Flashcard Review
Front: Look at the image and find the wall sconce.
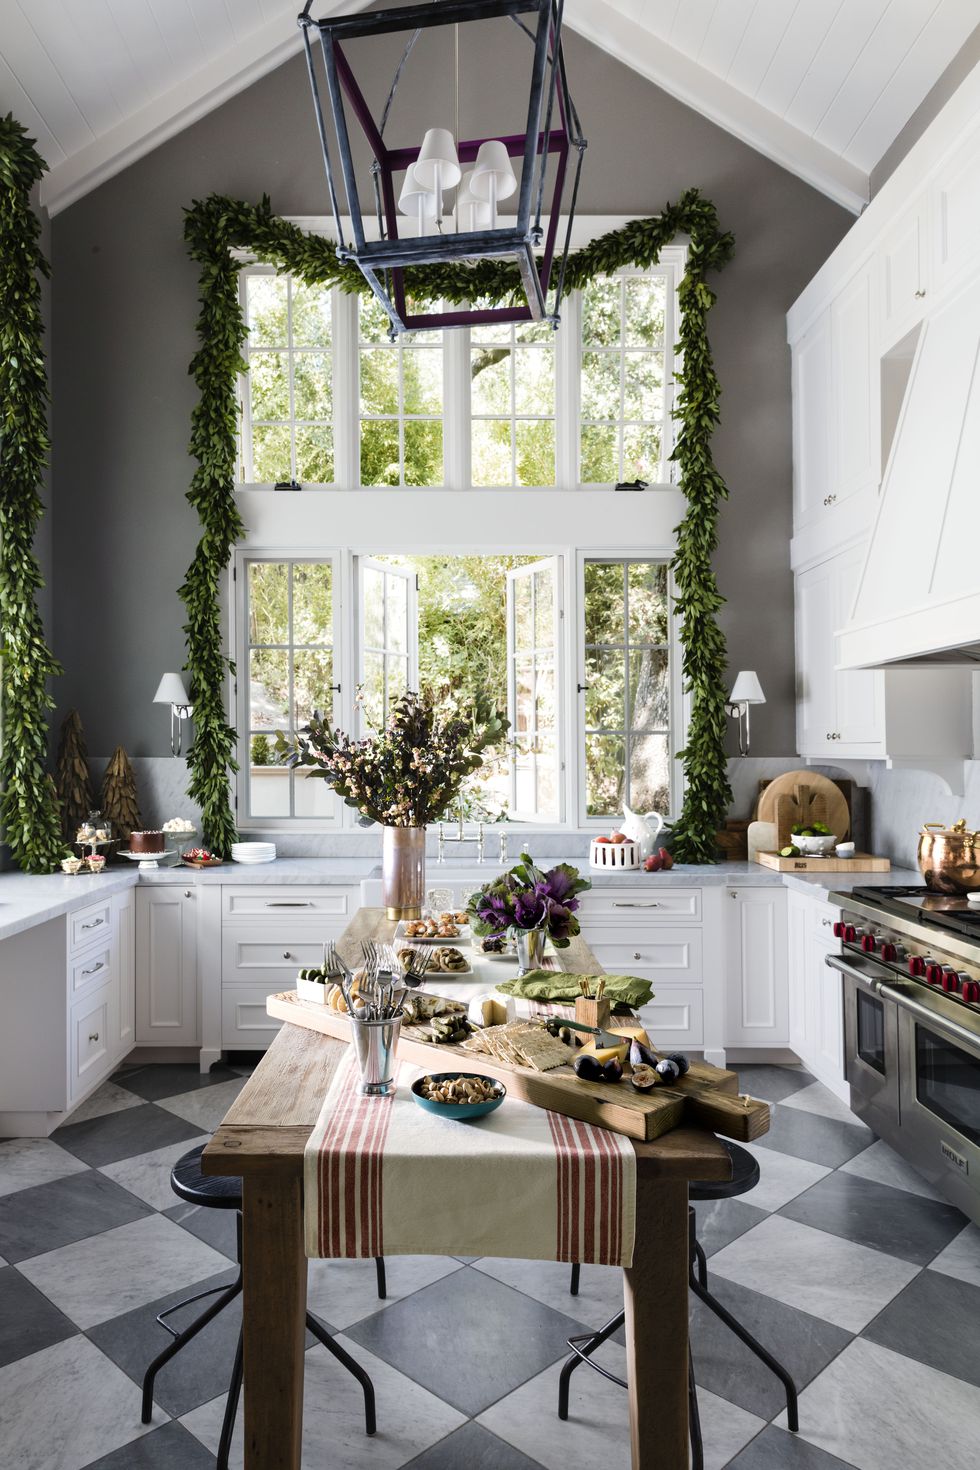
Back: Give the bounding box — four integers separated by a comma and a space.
726, 671, 765, 757
153, 673, 193, 757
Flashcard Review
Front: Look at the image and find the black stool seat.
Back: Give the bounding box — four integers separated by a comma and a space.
171, 1145, 243, 1209
689, 1139, 760, 1201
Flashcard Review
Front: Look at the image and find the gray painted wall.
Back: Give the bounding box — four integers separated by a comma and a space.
49, 25, 849, 760
870, 22, 980, 196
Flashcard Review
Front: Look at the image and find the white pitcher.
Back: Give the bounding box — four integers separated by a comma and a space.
622, 805, 664, 860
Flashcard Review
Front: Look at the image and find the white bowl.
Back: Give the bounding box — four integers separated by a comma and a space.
794, 834, 837, 855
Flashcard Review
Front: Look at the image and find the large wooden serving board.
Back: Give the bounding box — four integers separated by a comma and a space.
266, 991, 770, 1145
755, 850, 890, 872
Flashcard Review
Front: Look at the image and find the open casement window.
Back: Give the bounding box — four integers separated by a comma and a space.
506, 558, 562, 823
581, 559, 672, 823
242, 557, 339, 822
357, 558, 418, 732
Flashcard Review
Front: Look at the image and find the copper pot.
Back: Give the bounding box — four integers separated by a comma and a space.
917, 819, 980, 894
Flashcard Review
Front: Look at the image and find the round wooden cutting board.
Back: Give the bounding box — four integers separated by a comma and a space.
756, 770, 850, 839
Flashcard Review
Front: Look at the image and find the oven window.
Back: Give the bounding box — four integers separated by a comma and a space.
856, 991, 886, 1075
916, 1025, 980, 1147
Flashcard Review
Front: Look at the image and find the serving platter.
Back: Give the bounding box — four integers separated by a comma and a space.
266, 990, 770, 1144
394, 918, 468, 943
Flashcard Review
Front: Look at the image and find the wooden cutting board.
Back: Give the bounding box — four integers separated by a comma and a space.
266, 991, 770, 1145
755, 850, 890, 872
757, 770, 850, 845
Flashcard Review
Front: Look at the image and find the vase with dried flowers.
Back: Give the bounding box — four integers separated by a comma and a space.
282, 689, 508, 918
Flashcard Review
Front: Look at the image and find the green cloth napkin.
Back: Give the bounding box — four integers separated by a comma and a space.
496, 971, 653, 1009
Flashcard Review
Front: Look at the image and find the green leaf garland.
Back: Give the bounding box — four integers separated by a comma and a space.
0, 116, 63, 873
183, 186, 735, 859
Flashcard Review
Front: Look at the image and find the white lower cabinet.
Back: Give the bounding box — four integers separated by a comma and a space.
136, 887, 199, 1046
724, 888, 789, 1048
787, 890, 847, 1099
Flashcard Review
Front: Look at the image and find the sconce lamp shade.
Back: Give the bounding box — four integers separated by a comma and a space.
469, 139, 518, 201
153, 672, 191, 707
729, 671, 765, 705
398, 166, 438, 217
454, 171, 492, 230
413, 128, 461, 191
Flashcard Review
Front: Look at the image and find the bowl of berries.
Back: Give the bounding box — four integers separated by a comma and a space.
181, 847, 223, 868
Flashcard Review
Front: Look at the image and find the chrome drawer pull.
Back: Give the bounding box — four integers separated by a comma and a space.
613, 902, 661, 908
81, 918, 104, 929
266, 901, 314, 907
88, 1032, 100, 1043
633, 952, 642, 960
81, 962, 104, 977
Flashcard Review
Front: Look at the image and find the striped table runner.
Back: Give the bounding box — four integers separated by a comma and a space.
304, 1049, 636, 1267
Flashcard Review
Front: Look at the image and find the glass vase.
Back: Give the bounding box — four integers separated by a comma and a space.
382, 825, 426, 920
515, 926, 547, 977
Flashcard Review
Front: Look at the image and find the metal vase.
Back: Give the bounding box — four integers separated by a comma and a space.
382, 825, 426, 920
515, 926, 547, 977
348, 1011, 402, 1097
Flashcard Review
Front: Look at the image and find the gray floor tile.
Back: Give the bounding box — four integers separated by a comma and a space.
52, 1103, 204, 1168
345, 1265, 583, 1416
0, 1266, 77, 1367
928, 1221, 980, 1288
83, 1420, 218, 1468
113, 1062, 242, 1102
307, 1253, 463, 1331
694, 1196, 770, 1257
738, 1143, 832, 1212
689, 1273, 851, 1421
0, 1168, 152, 1263
164, 1201, 240, 1261
778, 1082, 866, 1128
65, 1080, 145, 1125
778, 1336, 980, 1470
736, 1064, 815, 1104
753, 1105, 874, 1169
155, 1077, 248, 1133
779, 1170, 967, 1265
862, 1268, 980, 1388
0, 1335, 159, 1469
839, 1137, 946, 1202
0, 1136, 89, 1198
89, 1268, 242, 1418
727, 1423, 857, 1469
471, 1256, 622, 1331
402, 1420, 544, 1470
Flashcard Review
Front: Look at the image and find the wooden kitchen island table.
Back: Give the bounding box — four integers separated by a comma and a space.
204, 909, 739, 1470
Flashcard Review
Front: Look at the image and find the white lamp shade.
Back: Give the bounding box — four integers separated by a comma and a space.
398, 165, 438, 217
729, 670, 765, 705
453, 171, 493, 230
413, 128, 461, 191
470, 139, 518, 202
154, 672, 191, 707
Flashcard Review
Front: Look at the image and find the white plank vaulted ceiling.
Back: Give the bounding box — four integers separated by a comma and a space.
0, 0, 977, 213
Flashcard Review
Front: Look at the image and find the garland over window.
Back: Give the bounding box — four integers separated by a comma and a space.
184, 188, 734, 860
0, 116, 62, 873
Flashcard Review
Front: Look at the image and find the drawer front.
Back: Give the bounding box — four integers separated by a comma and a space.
70, 944, 113, 1001
637, 988, 704, 1049
221, 984, 286, 1048
69, 899, 113, 955
578, 889, 701, 923
221, 931, 336, 987
585, 928, 703, 985
222, 886, 359, 921
809, 898, 841, 943
70, 982, 113, 1101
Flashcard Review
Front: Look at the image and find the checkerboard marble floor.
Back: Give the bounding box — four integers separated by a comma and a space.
2, 1059, 979, 1469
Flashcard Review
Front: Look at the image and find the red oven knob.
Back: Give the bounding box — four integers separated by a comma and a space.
843, 924, 857, 943
941, 970, 961, 993
925, 962, 943, 984
861, 934, 877, 953
880, 942, 898, 962
961, 980, 980, 1004
908, 955, 926, 976
833, 921, 846, 938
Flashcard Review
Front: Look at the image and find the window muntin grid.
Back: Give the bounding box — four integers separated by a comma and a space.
471, 314, 556, 487
241, 272, 334, 485
579, 272, 669, 486
359, 295, 444, 487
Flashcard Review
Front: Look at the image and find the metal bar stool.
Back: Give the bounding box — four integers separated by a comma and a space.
558, 1141, 799, 1470
142, 1145, 379, 1467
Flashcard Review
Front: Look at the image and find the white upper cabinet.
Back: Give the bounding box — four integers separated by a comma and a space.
878, 195, 929, 352
796, 546, 883, 759
932, 135, 980, 297
792, 309, 834, 530
832, 263, 878, 500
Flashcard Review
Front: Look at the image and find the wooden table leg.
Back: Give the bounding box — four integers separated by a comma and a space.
623, 1178, 690, 1470
242, 1173, 308, 1470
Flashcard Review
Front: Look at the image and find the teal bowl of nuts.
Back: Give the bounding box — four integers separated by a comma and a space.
411, 1072, 506, 1120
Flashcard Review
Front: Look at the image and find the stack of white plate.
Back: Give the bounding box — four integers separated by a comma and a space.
231, 841, 277, 865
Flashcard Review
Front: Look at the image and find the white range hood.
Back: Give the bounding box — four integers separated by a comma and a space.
837, 274, 980, 670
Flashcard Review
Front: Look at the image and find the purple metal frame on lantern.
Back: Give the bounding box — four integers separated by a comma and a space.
298, 0, 586, 334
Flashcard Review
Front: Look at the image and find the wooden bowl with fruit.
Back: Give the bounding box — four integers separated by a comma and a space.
181, 847, 223, 868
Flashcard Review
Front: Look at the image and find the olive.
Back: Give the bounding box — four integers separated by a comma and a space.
667, 1052, 690, 1076
656, 1058, 680, 1083
630, 1064, 659, 1091
559, 1027, 573, 1046
630, 1039, 658, 1070
603, 1057, 624, 1083
545, 1018, 562, 1037
573, 1054, 605, 1082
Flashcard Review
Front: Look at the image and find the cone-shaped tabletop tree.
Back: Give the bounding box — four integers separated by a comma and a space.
55, 709, 94, 843
100, 746, 141, 847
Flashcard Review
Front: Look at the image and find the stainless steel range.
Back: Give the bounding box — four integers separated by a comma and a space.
828, 885, 980, 1226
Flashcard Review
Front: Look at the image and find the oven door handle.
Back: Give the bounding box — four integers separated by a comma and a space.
882, 979, 980, 1053
824, 952, 889, 993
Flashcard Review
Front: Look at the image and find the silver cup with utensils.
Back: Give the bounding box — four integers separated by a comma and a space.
348, 1009, 402, 1096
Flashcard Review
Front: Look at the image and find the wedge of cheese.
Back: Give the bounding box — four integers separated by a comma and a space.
607, 1023, 651, 1049
576, 1038, 630, 1066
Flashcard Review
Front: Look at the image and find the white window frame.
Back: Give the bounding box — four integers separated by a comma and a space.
506, 556, 565, 823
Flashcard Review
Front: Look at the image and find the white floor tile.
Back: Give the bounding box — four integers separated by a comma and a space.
180, 1335, 466, 1468
306, 1254, 464, 1330
779, 1082, 868, 1128
929, 1222, 980, 1289
840, 1137, 946, 1202
0, 1335, 159, 1469
17, 1213, 231, 1329
0, 1138, 89, 1199
155, 1077, 248, 1132
709, 1215, 919, 1332
478, 1342, 631, 1470
777, 1337, 980, 1470
99, 1133, 211, 1210
737, 1142, 832, 1212
63, 1080, 144, 1126
472, 1256, 623, 1330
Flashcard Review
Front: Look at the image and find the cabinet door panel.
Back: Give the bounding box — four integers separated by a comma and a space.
636, 988, 703, 1049
880, 198, 927, 349
934, 141, 980, 294
793, 311, 834, 529
114, 891, 135, 1057
832, 264, 878, 498
725, 890, 788, 1046
70, 982, 114, 1103
796, 560, 836, 756
136, 891, 198, 1045
833, 545, 884, 751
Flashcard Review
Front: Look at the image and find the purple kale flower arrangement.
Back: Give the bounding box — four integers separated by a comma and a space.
467, 853, 591, 949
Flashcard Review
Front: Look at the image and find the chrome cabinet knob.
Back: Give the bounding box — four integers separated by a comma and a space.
633, 951, 642, 961
184, 890, 193, 898
283, 951, 292, 959
89, 1032, 100, 1042
914, 288, 926, 298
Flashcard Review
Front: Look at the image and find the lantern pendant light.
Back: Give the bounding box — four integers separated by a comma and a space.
299, 0, 586, 336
